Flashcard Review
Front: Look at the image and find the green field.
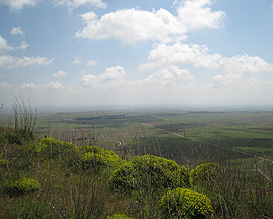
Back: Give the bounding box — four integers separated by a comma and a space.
33, 109, 273, 175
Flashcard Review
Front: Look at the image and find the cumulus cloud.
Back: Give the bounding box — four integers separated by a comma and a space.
139, 42, 273, 74
53, 0, 106, 9
0, 0, 38, 11
0, 55, 54, 68
0, 34, 28, 51
86, 59, 97, 66
177, 0, 226, 31
47, 82, 64, 90
222, 54, 273, 74
10, 27, 24, 36
76, 8, 186, 44
0, 35, 14, 51
53, 70, 68, 77
139, 43, 222, 70
79, 66, 126, 89
143, 66, 194, 87
76, 0, 225, 44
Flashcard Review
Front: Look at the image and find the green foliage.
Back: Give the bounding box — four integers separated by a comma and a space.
0, 126, 35, 145
40, 137, 78, 156
107, 214, 134, 219
80, 146, 122, 171
190, 162, 222, 185
39, 137, 80, 168
159, 187, 213, 219
6, 177, 40, 195
8, 199, 55, 219
109, 154, 190, 193
0, 153, 8, 165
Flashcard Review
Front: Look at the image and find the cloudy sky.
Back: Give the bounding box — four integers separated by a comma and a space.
0, 0, 273, 109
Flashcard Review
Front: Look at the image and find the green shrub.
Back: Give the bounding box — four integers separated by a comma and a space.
40, 137, 79, 157
107, 214, 134, 219
79, 145, 104, 154
2, 127, 35, 145
80, 146, 122, 171
159, 187, 213, 219
7, 177, 40, 195
109, 154, 190, 193
190, 162, 222, 185
0, 153, 8, 165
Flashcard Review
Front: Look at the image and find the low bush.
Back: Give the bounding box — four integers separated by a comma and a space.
159, 187, 213, 219
39, 137, 80, 167
6, 177, 40, 195
40, 137, 79, 157
190, 162, 222, 185
1, 127, 35, 145
80, 146, 122, 172
109, 154, 190, 193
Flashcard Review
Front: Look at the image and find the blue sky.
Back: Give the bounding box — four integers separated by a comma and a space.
0, 0, 273, 109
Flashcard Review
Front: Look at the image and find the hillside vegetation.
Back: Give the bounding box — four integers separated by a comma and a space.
0, 103, 272, 218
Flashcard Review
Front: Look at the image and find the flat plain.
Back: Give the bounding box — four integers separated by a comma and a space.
34, 109, 273, 178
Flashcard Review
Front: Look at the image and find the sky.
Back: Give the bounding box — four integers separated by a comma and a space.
0, 0, 273, 110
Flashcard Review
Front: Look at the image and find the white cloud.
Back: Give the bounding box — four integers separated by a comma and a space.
0, 82, 12, 88
139, 43, 222, 70
0, 55, 54, 68
18, 41, 29, 50
76, 8, 186, 44
139, 43, 273, 74
0, 35, 14, 51
177, 0, 226, 31
53, 0, 106, 9
53, 70, 68, 77
0, 34, 28, 51
143, 66, 194, 87
76, 0, 225, 44
86, 59, 97, 66
79, 66, 126, 89
20, 83, 40, 91
222, 54, 273, 74
80, 11, 97, 23
211, 73, 242, 88
10, 27, 24, 36
0, 0, 38, 11
47, 82, 64, 90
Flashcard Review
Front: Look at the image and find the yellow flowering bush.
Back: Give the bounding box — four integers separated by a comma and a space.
40, 137, 79, 157
7, 177, 40, 194
190, 162, 222, 185
80, 146, 122, 171
159, 187, 213, 219
109, 154, 190, 193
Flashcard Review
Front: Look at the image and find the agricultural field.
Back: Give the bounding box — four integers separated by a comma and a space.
34, 109, 273, 174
